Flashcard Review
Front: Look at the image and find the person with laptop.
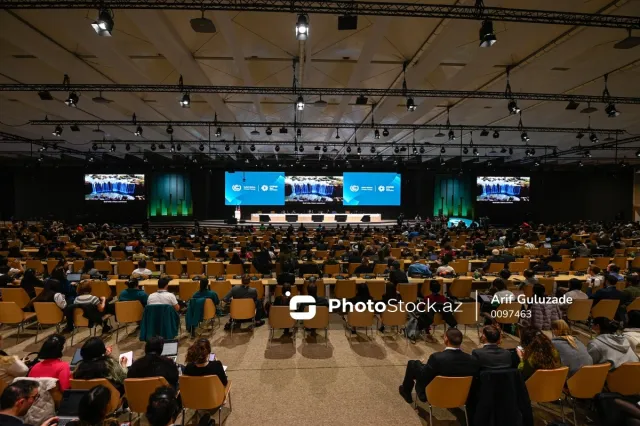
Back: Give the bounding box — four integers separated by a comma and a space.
67, 385, 118, 426
147, 277, 180, 312
0, 381, 59, 426
183, 339, 227, 386
127, 337, 179, 390
117, 278, 149, 306
73, 337, 127, 396
131, 260, 152, 279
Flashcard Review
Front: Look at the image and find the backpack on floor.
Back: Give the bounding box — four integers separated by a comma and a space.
404, 312, 419, 340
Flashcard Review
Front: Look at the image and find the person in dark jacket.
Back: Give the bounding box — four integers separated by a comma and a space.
298, 256, 321, 277
472, 325, 515, 370
127, 336, 179, 390
183, 338, 227, 386
589, 273, 624, 307
389, 260, 409, 285
398, 328, 479, 404
19, 268, 41, 299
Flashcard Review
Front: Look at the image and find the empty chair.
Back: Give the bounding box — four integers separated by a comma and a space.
494, 302, 522, 332
200, 298, 218, 335
0, 288, 32, 310
186, 260, 203, 277
117, 261, 135, 276
538, 277, 555, 296
303, 306, 329, 346
453, 302, 480, 336
486, 262, 504, 274
565, 364, 610, 425
94, 260, 112, 274
179, 375, 232, 426
593, 257, 610, 270
207, 262, 225, 276
268, 306, 297, 347
33, 302, 64, 342
226, 263, 244, 276
420, 376, 474, 425
0, 302, 36, 344
572, 257, 590, 272
525, 367, 569, 423
448, 278, 472, 299
566, 299, 593, 327
606, 362, 640, 395
508, 262, 526, 274
114, 301, 144, 342
397, 283, 418, 303
627, 297, 640, 312
90, 280, 112, 299
324, 264, 340, 276
211, 281, 232, 299
178, 280, 200, 302
366, 281, 386, 300
345, 311, 375, 337
591, 299, 620, 320
164, 261, 182, 277
379, 306, 407, 336
25, 259, 44, 274
334, 279, 356, 300
143, 283, 158, 295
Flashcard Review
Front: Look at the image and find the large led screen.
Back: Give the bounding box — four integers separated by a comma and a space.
343, 172, 401, 206
285, 176, 343, 204
476, 176, 530, 203
225, 171, 285, 205
84, 174, 145, 203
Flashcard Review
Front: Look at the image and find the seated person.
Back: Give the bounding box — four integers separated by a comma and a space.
306, 279, 328, 307
68, 385, 119, 426
0, 380, 58, 426
520, 269, 539, 289
561, 278, 588, 312
19, 268, 41, 299
298, 256, 321, 277
607, 264, 624, 281
586, 266, 604, 291
550, 319, 592, 377
419, 280, 457, 343
79, 259, 101, 278
222, 275, 265, 328
623, 311, 640, 350
0, 336, 29, 386
229, 252, 243, 265
132, 259, 152, 278
407, 256, 431, 277
147, 277, 180, 312
145, 386, 180, 426
524, 284, 561, 331
28, 334, 71, 390
588, 317, 639, 370
118, 278, 148, 306
389, 260, 409, 285
472, 325, 514, 370
192, 278, 220, 306
132, 246, 149, 261
0, 265, 18, 288
74, 280, 113, 333
532, 258, 554, 273
183, 338, 228, 386
435, 256, 455, 276
589, 274, 624, 306
73, 337, 128, 395
31, 278, 67, 310
127, 336, 179, 390
353, 257, 375, 275
398, 328, 479, 404
516, 326, 561, 381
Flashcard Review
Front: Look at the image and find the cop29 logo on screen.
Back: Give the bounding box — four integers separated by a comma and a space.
231, 184, 242, 192
349, 185, 360, 192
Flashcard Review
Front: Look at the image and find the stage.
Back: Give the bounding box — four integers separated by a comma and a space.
248, 213, 382, 224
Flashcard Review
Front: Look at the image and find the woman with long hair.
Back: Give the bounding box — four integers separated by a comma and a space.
517, 326, 561, 381
29, 334, 71, 390
68, 385, 119, 426
183, 338, 227, 386
31, 279, 67, 310
550, 320, 592, 377
20, 268, 42, 299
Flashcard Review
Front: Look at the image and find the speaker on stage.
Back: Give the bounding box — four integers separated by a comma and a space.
259, 215, 271, 223
226, 217, 238, 225
285, 215, 298, 222
335, 214, 347, 222
312, 215, 324, 222
361, 215, 371, 223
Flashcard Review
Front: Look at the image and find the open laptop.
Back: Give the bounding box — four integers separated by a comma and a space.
56, 389, 88, 426
161, 339, 179, 362
70, 348, 83, 370
66, 273, 82, 282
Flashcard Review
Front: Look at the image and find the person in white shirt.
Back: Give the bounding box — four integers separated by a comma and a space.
147, 277, 180, 312
561, 279, 588, 312
587, 266, 604, 290
491, 278, 515, 303
132, 260, 153, 278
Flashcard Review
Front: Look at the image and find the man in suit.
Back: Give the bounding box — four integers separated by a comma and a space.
399, 328, 480, 403
472, 325, 515, 370
353, 257, 374, 275
222, 275, 265, 328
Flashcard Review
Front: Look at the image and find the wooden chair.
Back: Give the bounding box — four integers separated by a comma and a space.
508, 262, 526, 274
164, 261, 182, 277
591, 299, 620, 321
143, 283, 158, 295
494, 302, 522, 333
571, 257, 590, 272
627, 297, 640, 312
450, 259, 469, 275
397, 283, 418, 303
115, 280, 127, 296
606, 362, 640, 395
372, 263, 387, 275
178, 280, 200, 302
538, 277, 555, 296
303, 306, 329, 346
114, 301, 144, 342
347, 263, 359, 275
94, 260, 112, 274
366, 281, 385, 300
566, 299, 593, 328
324, 263, 340, 276
117, 261, 135, 276
268, 306, 297, 347
73, 260, 84, 272
274, 285, 298, 298
200, 298, 218, 335
486, 262, 504, 274
390, 248, 402, 258
71, 308, 110, 346
90, 280, 112, 299
378, 306, 407, 337
178, 375, 232, 426
345, 311, 375, 338
525, 367, 569, 423
593, 257, 611, 270
448, 278, 472, 299
33, 302, 64, 342
565, 364, 610, 425
25, 259, 44, 274
211, 281, 231, 299
613, 257, 628, 271
334, 279, 356, 300
453, 302, 480, 336
207, 262, 225, 276
186, 260, 203, 277
0, 302, 36, 344
0, 288, 32, 309
229, 299, 256, 335
226, 263, 244, 275
46, 259, 61, 275
419, 376, 474, 425
124, 377, 171, 424
69, 379, 122, 414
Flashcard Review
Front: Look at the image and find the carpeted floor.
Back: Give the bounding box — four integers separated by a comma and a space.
1, 314, 593, 425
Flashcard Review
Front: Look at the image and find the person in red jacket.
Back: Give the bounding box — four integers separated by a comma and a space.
28, 334, 71, 390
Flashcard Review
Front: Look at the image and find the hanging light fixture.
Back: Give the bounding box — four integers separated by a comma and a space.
65, 92, 79, 107
406, 97, 417, 112
52, 125, 63, 137
134, 125, 143, 137
479, 20, 497, 47
295, 14, 309, 41
180, 93, 191, 108
91, 8, 114, 36
296, 95, 305, 111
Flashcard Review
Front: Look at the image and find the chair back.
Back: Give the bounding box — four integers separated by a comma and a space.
372, 263, 386, 275
115, 301, 144, 324
449, 278, 472, 299
33, 302, 64, 325
94, 261, 112, 274
249, 280, 265, 300
90, 280, 112, 299
179, 375, 228, 410
203, 298, 216, 321
566, 299, 593, 322
566, 364, 610, 399
69, 379, 121, 413
450, 259, 469, 275
593, 257, 610, 270
207, 262, 225, 276
0, 288, 32, 309
346, 310, 374, 328
117, 261, 135, 276
525, 367, 569, 402
230, 298, 256, 320
164, 261, 182, 276
508, 262, 526, 274
178, 280, 200, 302
613, 257, 627, 271
211, 280, 231, 298
25, 259, 44, 274
627, 297, 640, 312
47, 260, 60, 275
226, 263, 244, 275
115, 280, 127, 295
73, 260, 84, 272
390, 248, 402, 258
397, 283, 418, 303
324, 264, 340, 276
366, 281, 385, 300
495, 302, 522, 325
606, 362, 640, 395
269, 306, 296, 329
143, 284, 158, 295
590, 299, 620, 320
303, 306, 329, 330
453, 302, 479, 326
425, 376, 473, 409
0, 302, 26, 324
381, 306, 407, 327
73, 308, 90, 328
124, 377, 170, 414
186, 260, 203, 276
538, 277, 555, 296
571, 257, 590, 272
348, 263, 359, 275
335, 279, 356, 299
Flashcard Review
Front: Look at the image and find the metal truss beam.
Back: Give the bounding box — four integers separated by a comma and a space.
6, 83, 640, 105
1, 0, 638, 29
31, 119, 625, 134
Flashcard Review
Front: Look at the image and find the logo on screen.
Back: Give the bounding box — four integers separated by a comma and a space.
378, 185, 385, 192
260, 185, 269, 192
349, 185, 360, 192
231, 184, 242, 192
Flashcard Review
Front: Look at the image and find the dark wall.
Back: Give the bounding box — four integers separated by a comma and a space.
0, 171, 15, 220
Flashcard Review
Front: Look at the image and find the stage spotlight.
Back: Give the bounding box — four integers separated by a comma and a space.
92, 143, 98, 151
92, 8, 114, 36
508, 147, 513, 155
581, 102, 598, 114
382, 128, 389, 137
250, 144, 255, 151
335, 128, 340, 139
52, 125, 63, 137
584, 150, 592, 158
473, 147, 479, 156
296, 95, 305, 111
500, 147, 507, 153
440, 146, 446, 154
530, 148, 535, 155
177, 144, 182, 151
553, 148, 558, 156
493, 130, 499, 139
38, 91, 53, 101
525, 148, 530, 157
521, 132, 530, 142
266, 127, 272, 136
578, 161, 584, 167
440, 157, 446, 165
215, 127, 222, 137
346, 146, 352, 153
605, 103, 620, 117
236, 144, 242, 152
275, 144, 280, 152
448, 130, 456, 141
65, 92, 79, 107
357, 146, 362, 155
576, 132, 584, 140
565, 100, 580, 110
110, 144, 116, 152
590, 132, 599, 143
166, 124, 174, 135
180, 93, 190, 108
463, 147, 469, 154
370, 146, 376, 153
534, 160, 541, 167
134, 125, 143, 137
394, 146, 400, 154
406, 97, 417, 112
412, 146, 417, 155
170, 143, 176, 152
125, 143, 130, 151
224, 144, 230, 151
279, 127, 288, 134
419, 146, 425, 154
479, 20, 497, 47
151, 143, 157, 151
88, 155, 95, 163
508, 100, 520, 115
158, 143, 166, 150
297, 128, 302, 138
480, 129, 489, 137
250, 128, 260, 136
199, 143, 205, 151
299, 144, 305, 152
295, 14, 309, 41
635, 149, 640, 158
322, 146, 328, 153
374, 129, 380, 139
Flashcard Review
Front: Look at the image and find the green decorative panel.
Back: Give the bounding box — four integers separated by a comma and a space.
148, 173, 193, 217
433, 175, 473, 218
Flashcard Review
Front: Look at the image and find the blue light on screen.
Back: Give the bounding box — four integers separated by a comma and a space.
224, 171, 285, 205
343, 172, 401, 206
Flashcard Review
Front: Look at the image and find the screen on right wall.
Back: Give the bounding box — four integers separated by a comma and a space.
476, 176, 530, 203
